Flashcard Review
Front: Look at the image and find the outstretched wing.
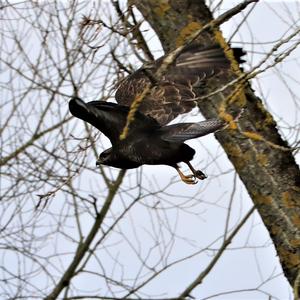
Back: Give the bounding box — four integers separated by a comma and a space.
115, 72, 197, 126
159, 119, 225, 143
115, 44, 244, 125
69, 97, 158, 145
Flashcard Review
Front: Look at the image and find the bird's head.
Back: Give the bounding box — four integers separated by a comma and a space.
96, 148, 113, 166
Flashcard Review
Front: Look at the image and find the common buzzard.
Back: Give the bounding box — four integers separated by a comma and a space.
69, 44, 243, 184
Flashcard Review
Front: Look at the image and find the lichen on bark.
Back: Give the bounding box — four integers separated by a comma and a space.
133, 0, 300, 293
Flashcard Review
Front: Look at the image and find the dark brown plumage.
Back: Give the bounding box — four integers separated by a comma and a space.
69, 44, 243, 184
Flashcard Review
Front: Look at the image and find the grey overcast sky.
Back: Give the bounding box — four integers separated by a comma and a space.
0, 1, 299, 299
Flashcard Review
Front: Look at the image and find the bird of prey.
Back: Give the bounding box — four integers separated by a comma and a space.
69, 44, 243, 184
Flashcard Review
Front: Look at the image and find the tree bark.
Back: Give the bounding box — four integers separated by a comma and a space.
133, 0, 300, 294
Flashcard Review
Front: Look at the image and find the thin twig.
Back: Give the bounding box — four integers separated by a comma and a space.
178, 206, 256, 298
120, 0, 259, 139
44, 170, 126, 300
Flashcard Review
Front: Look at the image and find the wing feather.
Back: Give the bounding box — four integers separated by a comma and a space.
115, 44, 243, 125
69, 97, 158, 145
159, 119, 225, 142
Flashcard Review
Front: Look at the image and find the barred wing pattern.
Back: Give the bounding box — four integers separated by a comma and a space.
115, 45, 235, 125
159, 119, 225, 143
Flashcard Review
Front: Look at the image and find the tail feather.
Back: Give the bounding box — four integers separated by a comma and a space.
232, 47, 246, 64
176, 44, 245, 69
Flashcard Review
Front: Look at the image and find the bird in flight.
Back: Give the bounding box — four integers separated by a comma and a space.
69, 44, 243, 184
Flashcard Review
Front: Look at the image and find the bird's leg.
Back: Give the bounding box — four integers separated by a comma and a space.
186, 161, 207, 180
175, 166, 197, 185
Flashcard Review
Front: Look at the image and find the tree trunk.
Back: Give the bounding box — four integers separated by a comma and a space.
133, 0, 300, 293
